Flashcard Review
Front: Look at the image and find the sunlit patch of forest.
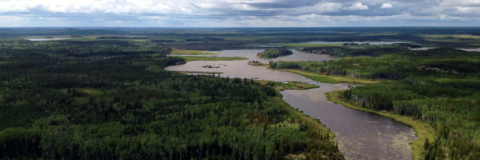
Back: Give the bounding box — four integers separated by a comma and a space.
0, 39, 343, 160
270, 47, 480, 159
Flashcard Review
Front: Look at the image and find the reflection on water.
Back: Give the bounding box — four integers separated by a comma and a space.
165, 49, 416, 160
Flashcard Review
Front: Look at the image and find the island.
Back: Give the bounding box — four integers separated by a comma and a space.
257, 48, 293, 59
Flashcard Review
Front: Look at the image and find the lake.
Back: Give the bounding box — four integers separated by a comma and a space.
165, 49, 417, 160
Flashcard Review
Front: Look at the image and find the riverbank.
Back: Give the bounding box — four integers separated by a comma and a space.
249, 62, 430, 159
266, 81, 338, 145
255, 80, 319, 91
171, 56, 247, 61
278, 69, 381, 84
256, 80, 342, 159
171, 49, 218, 55
246, 61, 380, 84
326, 91, 436, 160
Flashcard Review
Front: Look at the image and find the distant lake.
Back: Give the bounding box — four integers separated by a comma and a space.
27, 38, 69, 41
306, 41, 407, 45
410, 47, 480, 52
461, 48, 480, 52
409, 47, 437, 51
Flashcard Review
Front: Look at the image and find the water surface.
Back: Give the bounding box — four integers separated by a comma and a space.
305, 41, 408, 45
165, 49, 417, 160
27, 38, 69, 41
460, 48, 480, 52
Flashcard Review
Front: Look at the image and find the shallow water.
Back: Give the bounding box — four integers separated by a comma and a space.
165, 49, 417, 160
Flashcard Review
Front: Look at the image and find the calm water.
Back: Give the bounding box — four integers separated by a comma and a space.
27, 38, 69, 41
409, 47, 437, 51
461, 48, 480, 52
206, 49, 334, 63
165, 49, 417, 160
409, 47, 480, 52
306, 41, 407, 45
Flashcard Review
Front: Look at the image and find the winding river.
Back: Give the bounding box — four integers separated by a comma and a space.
165, 49, 417, 160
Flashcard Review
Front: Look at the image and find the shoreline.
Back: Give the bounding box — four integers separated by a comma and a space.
325, 91, 436, 160
247, 62, 432, 159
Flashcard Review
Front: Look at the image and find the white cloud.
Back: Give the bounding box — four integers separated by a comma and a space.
380, 3, 393, 8
343, 2, 369, 10
0, 0, 479, 27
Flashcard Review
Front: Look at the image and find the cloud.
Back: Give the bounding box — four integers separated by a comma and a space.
343, 2, 369, 10
0, 0, 478, 27
381, 3, 393, 8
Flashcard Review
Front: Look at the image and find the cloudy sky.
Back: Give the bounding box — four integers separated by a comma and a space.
0, 0, 479, 27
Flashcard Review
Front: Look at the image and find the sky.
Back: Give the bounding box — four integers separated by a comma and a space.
0, 0, 479, 27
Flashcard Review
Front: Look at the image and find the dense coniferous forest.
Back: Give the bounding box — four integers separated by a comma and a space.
301, 43, 414, 57
0, 39, 343, 160
257, 49, 293, 59
270, 47, 480, 159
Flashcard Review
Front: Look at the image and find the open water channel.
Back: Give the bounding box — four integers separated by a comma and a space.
165, 49, 417, 160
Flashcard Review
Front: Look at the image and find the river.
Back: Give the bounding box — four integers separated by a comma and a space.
165, 49, 417, 160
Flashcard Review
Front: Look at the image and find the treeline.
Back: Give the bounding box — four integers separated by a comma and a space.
185, 37, 225, 42
301, 44, 410, 57
0, 39, 343, 159
0, 39, 171, 58
96, 36, 149, 39
151, 39, 176, 43
258, 49, 293, 59
316, 48, 480, 159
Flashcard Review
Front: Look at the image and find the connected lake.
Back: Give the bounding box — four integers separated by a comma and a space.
165, 49, 417, 160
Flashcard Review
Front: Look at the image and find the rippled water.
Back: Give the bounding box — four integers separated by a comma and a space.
165, 49, 417, 160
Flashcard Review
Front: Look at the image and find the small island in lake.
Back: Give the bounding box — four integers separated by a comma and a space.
257, 48, 293, 59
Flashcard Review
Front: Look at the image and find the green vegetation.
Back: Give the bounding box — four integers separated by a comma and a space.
172, 56, 246, 62
0, 39, 343, 160
283, 43, 342, 48
248, 61, 270, 67
279, 69, 380, 84
300, 43, 412, 57
96, 36, 149, 39
247, 61, 379, 84
258, 48, 293, 59
171, 49, 218, 55
326, 91, 436, 160
255, 80, 319, 91
272, 47, 480, 159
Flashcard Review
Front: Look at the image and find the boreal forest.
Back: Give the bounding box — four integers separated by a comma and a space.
1, 27, 480, 160
0, 38, 342, 160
